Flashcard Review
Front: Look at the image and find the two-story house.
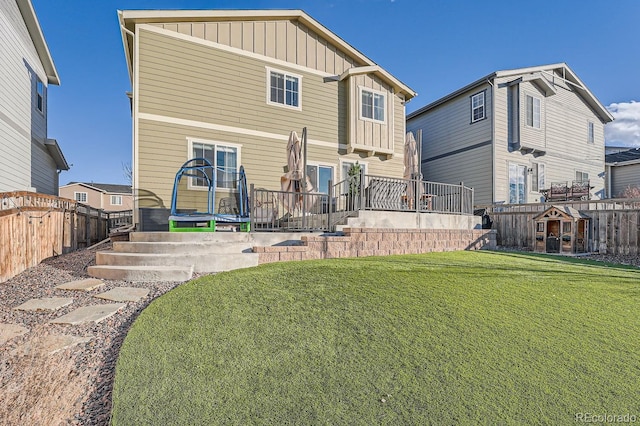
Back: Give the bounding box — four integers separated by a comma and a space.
59, 182, 133, 211
0, 0, 69, 195
407, 63, 613, 205
118, 9, 416, 230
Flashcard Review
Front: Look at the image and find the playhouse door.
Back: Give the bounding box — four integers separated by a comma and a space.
546, 220, 560, 253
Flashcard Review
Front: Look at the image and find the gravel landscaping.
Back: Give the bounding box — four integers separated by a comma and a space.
0, 243, 185, 425
0, 246, 638, 424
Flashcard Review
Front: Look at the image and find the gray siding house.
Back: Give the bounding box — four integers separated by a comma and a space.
0, 0, 68, 195
605, 148, 640, 198
407, 63, 614, 205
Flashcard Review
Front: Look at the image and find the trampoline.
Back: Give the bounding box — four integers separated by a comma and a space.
169, 158, 250, 232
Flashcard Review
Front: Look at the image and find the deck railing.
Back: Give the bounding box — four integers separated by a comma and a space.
250, 175, 474, 232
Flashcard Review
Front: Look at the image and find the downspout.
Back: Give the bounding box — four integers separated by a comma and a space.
487, 78, 495, 204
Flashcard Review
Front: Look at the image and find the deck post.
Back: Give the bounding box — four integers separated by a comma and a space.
327, 179, 333, 232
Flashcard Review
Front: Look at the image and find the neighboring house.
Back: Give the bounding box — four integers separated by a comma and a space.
0, 0, 69, 195
59, 182, 133, 212
118, 9, 416, 229
407, 63, 614, 205
605, 148, 640, 198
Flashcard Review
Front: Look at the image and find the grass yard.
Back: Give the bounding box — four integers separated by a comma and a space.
111, 251, 640, 425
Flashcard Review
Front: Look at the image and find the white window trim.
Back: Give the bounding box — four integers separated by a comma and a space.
525, 94, 542, 129
265, 66, 302, 111
470, 91, 485, 123
575, 170, 589, 182
305, 161, 335, 194
358, 86, 386, 124
74, 191, 87, 203
110, 195, 123, 206
587, 121, 595, 144
531, 162, 545, 193
186, 138, 242, 192
339, 159, 368, 182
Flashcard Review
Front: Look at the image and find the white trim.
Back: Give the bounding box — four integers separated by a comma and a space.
339, 159, 368, 181
525, 93, 542, 129
265, 66, 302, 111
186, 137, 242, 191
74, 192, 88, 203
358, 86, 386, 124
305, 161, 335, 194
470, 91, 485, 123
133, 24, 140, 223
139, 112, 347, 150
139, 24, 333, 78
110, 195, 123, 206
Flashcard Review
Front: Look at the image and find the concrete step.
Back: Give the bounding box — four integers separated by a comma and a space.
112, 241, 253, 254
129, 231, 313, 246
87, 265, 193, 282
130, 232, 253, 243
96, 251, 259, 273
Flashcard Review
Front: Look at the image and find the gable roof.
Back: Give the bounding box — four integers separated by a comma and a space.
407, 63, 612, 123
605, 147, 640, 166
63, 182, 132, 194
15, 0, 59, 85
533, 205, 590, 220
118, 9, 416, 99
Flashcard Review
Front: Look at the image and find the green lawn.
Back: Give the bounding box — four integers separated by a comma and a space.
111, 251, 640, 425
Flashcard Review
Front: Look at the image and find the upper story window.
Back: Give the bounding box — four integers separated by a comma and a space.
189, 139, 240, 189
587, 121, 595, 143
360, 88, 385, 123
471, 92, 485, 122
74, 192, 87, 203
526, 95, 541, 128
267, 67, 301, 110
36, 79, 44, 113
110, 195, 123, 206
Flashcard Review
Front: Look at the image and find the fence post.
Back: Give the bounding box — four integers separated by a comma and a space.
85, 208, 90, 248
249, 183, 255, 233
328, 179, 333, 232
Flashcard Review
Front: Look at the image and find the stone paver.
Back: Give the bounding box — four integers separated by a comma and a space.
55, 278, 105, 292
0, 323, 29, 345
94, 287, 149, 302
10, 334, 92, 357
49, 303, 126, 325
14, 297, 74, 311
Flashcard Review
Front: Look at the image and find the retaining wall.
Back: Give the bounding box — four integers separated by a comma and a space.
253, 228, 497, 264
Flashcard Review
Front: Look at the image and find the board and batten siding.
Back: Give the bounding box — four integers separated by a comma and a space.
347, 74, 395, 155
151, 19, 363, 76
135, 26, 404, 210
0, 0, 51, 193
493, 74, 605, 204
406, 83, 493, 204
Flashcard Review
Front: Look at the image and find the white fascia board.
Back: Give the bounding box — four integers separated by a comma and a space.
16, 0, 60, 85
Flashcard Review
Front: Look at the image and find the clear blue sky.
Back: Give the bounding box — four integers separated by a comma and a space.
32, 0, 640, 185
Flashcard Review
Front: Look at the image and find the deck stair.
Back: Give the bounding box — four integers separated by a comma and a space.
88, 231, 309, 282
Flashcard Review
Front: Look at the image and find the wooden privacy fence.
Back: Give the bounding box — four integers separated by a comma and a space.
477, 198, 640, 255
0, 191, 130, 283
